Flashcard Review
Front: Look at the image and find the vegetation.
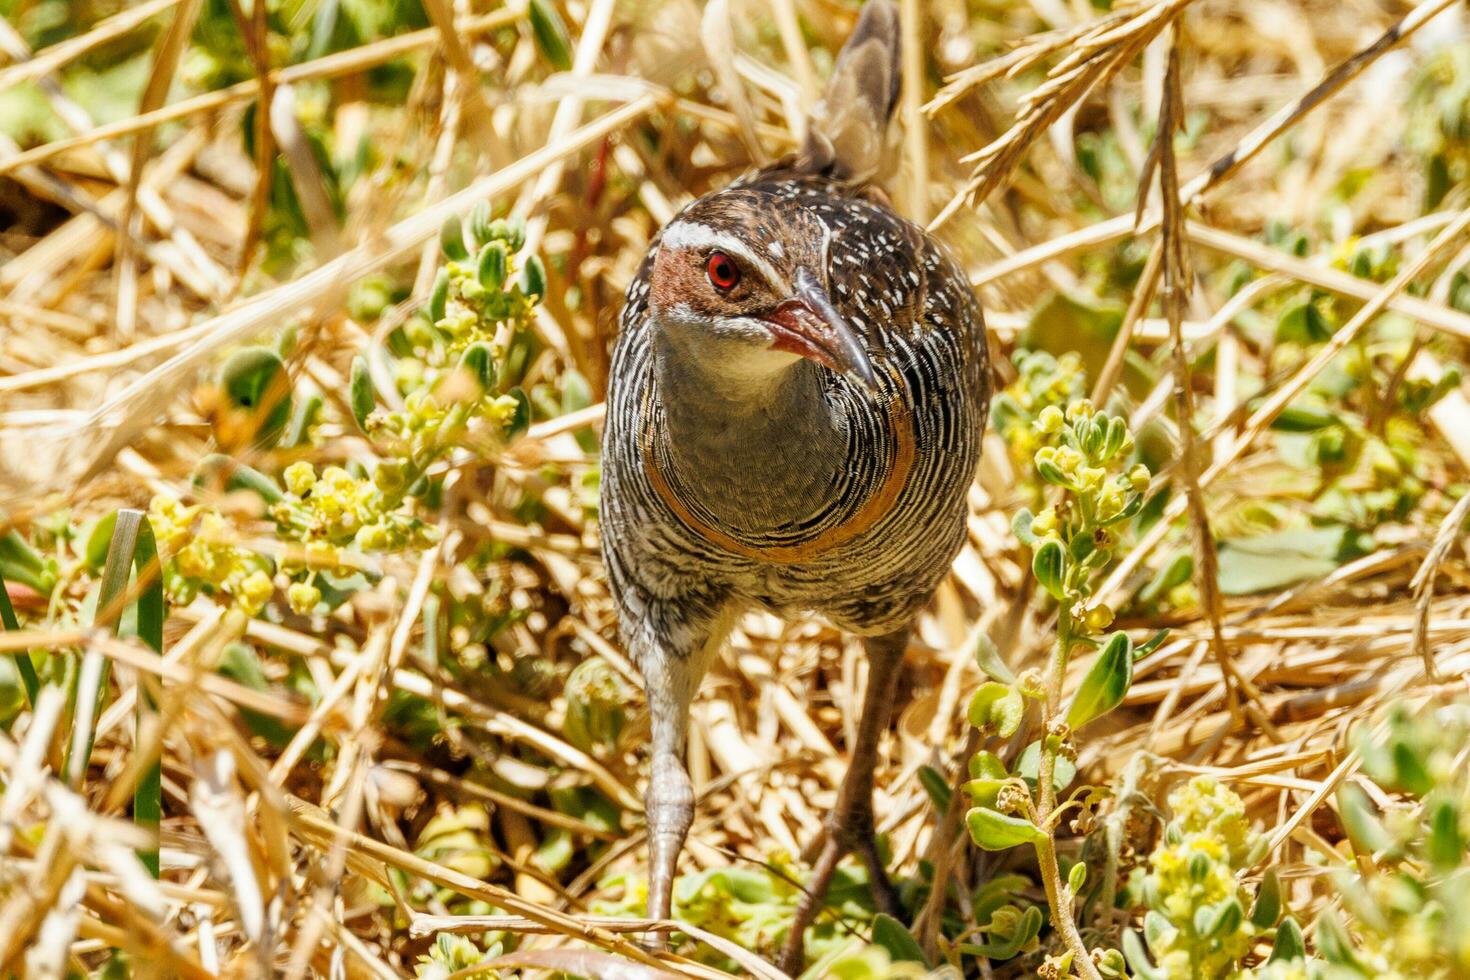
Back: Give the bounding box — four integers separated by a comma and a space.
2, 0, 1470, 978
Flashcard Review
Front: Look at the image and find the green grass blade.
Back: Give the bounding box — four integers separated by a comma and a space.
66, 509, 164, 877
0, 569, 41, 708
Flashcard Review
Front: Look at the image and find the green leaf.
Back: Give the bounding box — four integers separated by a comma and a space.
282, 387, 323, 448
0, 530, 56, 596
220, 346, 292, 448
467, 201, 493, 248
350, 355, 375, 430
1011, 508, 1037, 547
69, 510, 163, 877
563, 369, 596, 451
1337, 783, 1393, 855
1032, 538, 1066, 600
478, 240, 508, 290
972, 632, 1015, 684
1275, 297, 1333, 345
1065, 630, 1133, 729
1036, 458, 1074, 488
84, 513, 119, 570
871, 914, 927, 965
1077, 416, 1104, 456
966, 806, 1045, 850
457, 342, 496, 392
217, 643, 297, 748
1121, 929, 1164, 980
520, 254, 547, 300
0, 569, 40, 709
1017, 740, 1075, 794
1067, 860, 1086, 894
969, 874, 1031, 923
969, 750, 1008, 780
964, 751, 1010, 807
1217, 524, 1372, 596
440, 214, 467, 260
964, 777, 1006, 809
918, 764, 952, 812
1427, 795, 1463, 870
1249, 868, 1283, 928
1139, 552, 1192, 605
428, 266, 450, 323
1134, 629, 1169, 659
506, 388, 532, 440
528, 0, 574, 71
1271, 403, 1339, 432
1102, 415, 1128, 460
1268, 916, 1306, 964
1315, 909, 1367, 971
959, 904, 1042, 960
1201, 898, 1242, 938
1103, 490, 1146, 526
1389, 740, 1433, 797
968, 682, 1025, 738
193, 454, 285, 504
1142, 910, 1175, 953
504, 216, 527, 252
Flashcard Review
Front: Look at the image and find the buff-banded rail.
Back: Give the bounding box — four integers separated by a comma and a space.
599, 2, 991, 970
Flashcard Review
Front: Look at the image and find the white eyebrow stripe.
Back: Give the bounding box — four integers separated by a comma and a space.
660, 221, 789, 292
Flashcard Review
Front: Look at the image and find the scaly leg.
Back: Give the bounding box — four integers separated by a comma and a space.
628, 598, 730, 946
645, 675, 695, 938
779, 626, 909, 974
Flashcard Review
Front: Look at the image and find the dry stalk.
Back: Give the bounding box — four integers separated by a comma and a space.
1150, 34, 1247, 722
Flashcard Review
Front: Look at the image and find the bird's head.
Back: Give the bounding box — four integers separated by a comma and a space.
646, 204, 879, 396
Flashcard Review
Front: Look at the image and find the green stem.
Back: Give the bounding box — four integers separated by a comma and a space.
73, 510, 163, 877
1034, 611, 1103, 980
0, 571, 40, 708
1035, 834, 1101, 979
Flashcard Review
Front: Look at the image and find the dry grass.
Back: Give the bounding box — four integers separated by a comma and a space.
2, 0, 1470, 977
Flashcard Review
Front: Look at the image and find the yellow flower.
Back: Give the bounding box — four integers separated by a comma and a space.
487, 394, 521, 427
148, 494, 198, 551
284, 461, 316, 495
373, 460, 408, 493
1031, 508, 1058, 536
237, 570, 274, 615
198, 512, 230, 541
355, 524, 391, 551
305, 540, 340, 569
1036, 405, 1065, 434
1084, 604, 1114, 631
287, 581, 321, 615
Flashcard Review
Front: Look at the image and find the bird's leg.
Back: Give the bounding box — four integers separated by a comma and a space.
780, 627, 909, 974
644, 679, 695, 943
630, 602, 728, 948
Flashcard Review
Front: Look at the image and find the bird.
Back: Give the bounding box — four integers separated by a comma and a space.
599, 1, 990, 970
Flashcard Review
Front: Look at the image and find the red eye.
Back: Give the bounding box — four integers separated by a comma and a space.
706, 251, 740, 291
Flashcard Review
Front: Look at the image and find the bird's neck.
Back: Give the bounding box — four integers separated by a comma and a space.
651, 339, 850, 534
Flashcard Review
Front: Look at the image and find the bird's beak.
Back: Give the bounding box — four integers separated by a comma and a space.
760, 269, 880, 395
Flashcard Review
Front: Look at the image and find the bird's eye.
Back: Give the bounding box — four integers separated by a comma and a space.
706, 251, 741, 292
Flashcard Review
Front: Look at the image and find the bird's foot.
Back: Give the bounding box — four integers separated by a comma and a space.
777, 814, 903, 975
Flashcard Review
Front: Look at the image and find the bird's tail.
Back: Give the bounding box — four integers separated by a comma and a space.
797, 0, 901, 185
